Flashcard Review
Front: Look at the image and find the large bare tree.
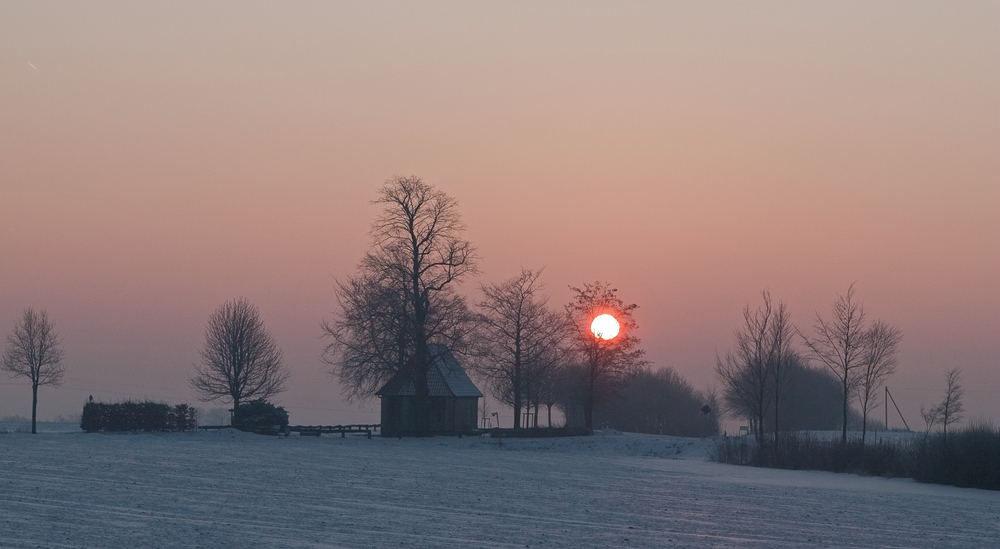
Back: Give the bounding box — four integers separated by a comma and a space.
716, 291, 794, 443
322, 264, 474, 402
190, 298, 289, 415
322, 268, 413, 401
565, 282, 646, 432
856, 320, 902, 444
323, 176, 478, 435
472, 269, 568, 430
2, 308, 65, 434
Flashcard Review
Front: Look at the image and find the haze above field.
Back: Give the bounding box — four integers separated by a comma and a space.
1, 2, 997, 426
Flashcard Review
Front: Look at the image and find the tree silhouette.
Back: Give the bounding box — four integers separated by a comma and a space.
323, 176, 478, 435
2, 308, 65, 434
716, 291, 794, 443
938, 367, 964, 436
801, 284, 902, 445
565, 282, 646, 432
190, 298, 289, 415
801, 284, 868, 445
856, 320, 902, 444
472, 269, 568, 429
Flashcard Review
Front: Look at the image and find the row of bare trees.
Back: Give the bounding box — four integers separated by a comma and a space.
474, 269, 565, 429
716, 285, 903, 445
0, 301, 294, 434
715, 291, 794, 443
321, 176, 648, 433
1, 178, 646, 435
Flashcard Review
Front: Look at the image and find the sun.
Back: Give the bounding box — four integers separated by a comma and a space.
590, 314, 620, 340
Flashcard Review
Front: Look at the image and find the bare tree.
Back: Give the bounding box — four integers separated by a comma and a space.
802, 284, 903, 445
565, 282, 646, 432
323, 176, 478, 435
472, 269, 568, 430
478, 398, 491, 429
523, 344, 566, 428
766, 296, 795, 442
321, 270, 411, 401
856, 320, 902, 444
938, 367, 964, 436
919, 404, 940, 437
2, 308, 65, 434
535, 356, 564, 427
800, 284, 868, 445
716, 291, 793, 443
190, 298, 289, 415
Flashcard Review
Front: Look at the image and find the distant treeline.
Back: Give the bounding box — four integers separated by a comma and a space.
81, 401, 198, 432
560, 359, 864, 438
586, 367, 719, 437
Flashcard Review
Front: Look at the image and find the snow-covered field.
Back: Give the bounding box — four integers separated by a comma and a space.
1, 430, 996, 548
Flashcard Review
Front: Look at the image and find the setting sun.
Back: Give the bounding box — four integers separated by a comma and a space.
590, 314, 620, 340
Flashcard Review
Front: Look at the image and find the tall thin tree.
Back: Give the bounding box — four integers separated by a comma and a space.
938, 367, 964, 437
856, 320, 902, 444
800, 284, 868, 445
2, 308, 65, 434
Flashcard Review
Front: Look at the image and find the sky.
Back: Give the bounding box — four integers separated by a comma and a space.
1, 1, 997, 428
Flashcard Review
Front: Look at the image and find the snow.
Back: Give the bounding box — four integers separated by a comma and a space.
1, 430, 996, 548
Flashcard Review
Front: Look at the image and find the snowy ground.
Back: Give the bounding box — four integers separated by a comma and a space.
1, 430, 996, 548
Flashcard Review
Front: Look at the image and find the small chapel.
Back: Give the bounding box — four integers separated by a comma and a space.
375, 344, 482, 437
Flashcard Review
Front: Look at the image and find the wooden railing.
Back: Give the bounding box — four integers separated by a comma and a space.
199, 424, 381, 438
286, 424, 381, 439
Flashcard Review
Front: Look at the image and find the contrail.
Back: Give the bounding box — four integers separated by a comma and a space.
27, 61, 40, 72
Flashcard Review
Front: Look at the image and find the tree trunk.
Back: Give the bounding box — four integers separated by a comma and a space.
512, 341, 522, 430
31, 383, 38, 434
841, 378, 849, 445
412, 283, 431, 436
584, 344, 599, 433
231, 395, 241, 426
584, 362, 596, 432
754, 379, 766, 443
773, 382, 780, 449
412, 348, 431, 437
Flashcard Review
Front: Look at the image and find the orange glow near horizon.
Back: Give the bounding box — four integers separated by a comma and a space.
591, 314, 620, 340
0, 3, 997, 427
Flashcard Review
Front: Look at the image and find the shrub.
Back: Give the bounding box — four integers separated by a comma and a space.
167, 404, 198, 432
912, 422, 1000, 490
81, 400, 198, 432
232, 400, 288, 433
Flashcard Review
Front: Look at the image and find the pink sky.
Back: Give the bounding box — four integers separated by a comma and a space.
2, 2, 997, 427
